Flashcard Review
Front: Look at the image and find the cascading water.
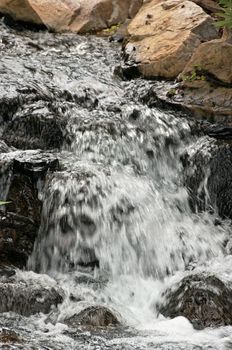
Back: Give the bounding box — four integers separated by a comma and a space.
1, 23, 232, 350
29, 108, 226, 281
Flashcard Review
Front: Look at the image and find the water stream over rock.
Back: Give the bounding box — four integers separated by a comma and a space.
1, 20, 232, 349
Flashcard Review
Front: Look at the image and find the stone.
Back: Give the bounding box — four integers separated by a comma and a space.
0, 271, 63, 316
0, 211, 37, 268
3, 102, 68, 150
124, 0, 219, 79
168, 80, 232, 122
159, 274, 232, 329
0, 0, 41, 25
65, 306, 119, 327
181, 39, 232, 85
0, 0, 143, 33
166, 32, 232, 121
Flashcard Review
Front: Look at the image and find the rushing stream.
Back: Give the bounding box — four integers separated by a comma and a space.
0, 21, 232, 349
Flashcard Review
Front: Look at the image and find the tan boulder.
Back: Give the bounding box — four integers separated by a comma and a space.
0, 0, 41, 24
0, 0, 143, 33
181, 39, 232, 85
124, 0, 219, 78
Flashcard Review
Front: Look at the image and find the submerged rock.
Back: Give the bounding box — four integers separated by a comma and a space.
0, 0, 142, 33
65, 306, 119, 327
159, 273, 232, 329
123, 0, 219, 79
0, 271, 63, 316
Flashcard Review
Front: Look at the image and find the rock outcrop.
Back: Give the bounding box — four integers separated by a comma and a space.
159, 273, 232, 329
65, 306, 119, 327
123, 0, 219, 79
170, 38, 232, 120
0, 0, 142, 33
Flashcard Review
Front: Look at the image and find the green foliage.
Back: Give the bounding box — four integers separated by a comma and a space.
102, 24, 119, 34
182, 70, 206, 82
166, 88, 177, 98
0, 201, 11, 206
216, 0, 232, 29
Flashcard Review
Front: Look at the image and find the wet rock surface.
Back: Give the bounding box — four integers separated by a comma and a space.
0, 11, 232, 350
65, 306, 119, 328
0, 150, 59, 267
0, 270, 63, 316
183, 138, 232, 219
159, 273, 232, 329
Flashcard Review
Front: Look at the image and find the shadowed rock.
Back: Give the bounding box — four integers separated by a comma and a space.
65, 306, 119, 328
158, 274, 232, 329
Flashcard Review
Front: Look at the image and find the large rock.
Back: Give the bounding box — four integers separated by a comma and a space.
169, 39, 232, 120
123, 0, 219, 79
2, 101, 68, 150
181, 39, 232, 85
0, 0, 142, 33
159, 274, 232, 329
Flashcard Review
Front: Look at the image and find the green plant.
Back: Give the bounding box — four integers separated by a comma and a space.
0, 201, 11, 205
182, 70, 206, 82
216, 0, 232, 29
166, 88, 177, 98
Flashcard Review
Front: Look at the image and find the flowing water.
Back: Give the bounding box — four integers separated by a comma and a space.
1, 23, 232, 349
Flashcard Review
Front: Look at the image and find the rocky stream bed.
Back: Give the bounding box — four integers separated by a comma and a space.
1, 16, 232, 350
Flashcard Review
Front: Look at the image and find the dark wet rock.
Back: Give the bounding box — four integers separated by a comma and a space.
12, 156, 59, 182
169, 80, 232, 123
0, 22, 125, 151
114, 63, 140, 80
158, 274, 232, 329
201, 122, 232, 140
2, 100, 68, 150
183, 140, 232, 219
0, 211, 37, 268
65, 306, 119, 328
0, 151, 59, 267
0, 271, 63, 316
